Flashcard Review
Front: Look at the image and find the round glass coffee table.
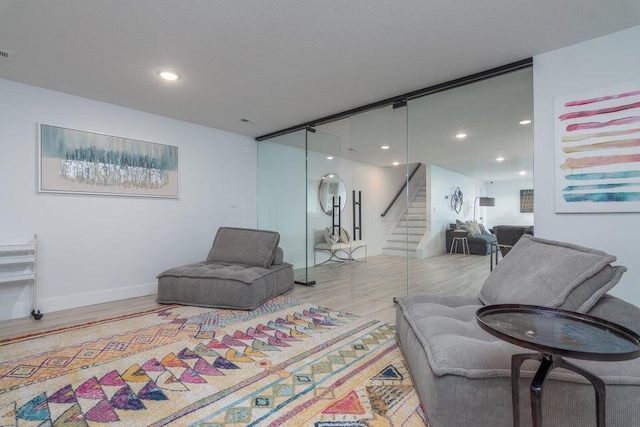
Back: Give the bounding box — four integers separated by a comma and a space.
476, 304, 640, 427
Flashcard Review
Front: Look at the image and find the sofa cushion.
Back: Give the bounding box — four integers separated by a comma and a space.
473, 233, 497, 244
207, 227, 280, 269
479, 234, 625, 312
272, 247, 284, 265
157, 261, 293, 310
396, 293, 640, 383
395, 293, 640, 427
396, 294, 516, 378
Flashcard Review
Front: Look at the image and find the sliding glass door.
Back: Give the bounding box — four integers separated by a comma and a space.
257, 67, 533, 304
405, 68, 534, 296
345, 104, 409, 298
257, 128, 341, 285
257, 130, 307, 280
306, 129, 342, 285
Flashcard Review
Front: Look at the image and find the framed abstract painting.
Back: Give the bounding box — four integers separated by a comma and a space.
554, 80, 640, 213
520, 189, 534, 213
38, 124, 178, 198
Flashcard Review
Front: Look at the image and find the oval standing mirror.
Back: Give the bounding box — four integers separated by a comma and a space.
318, 173, 347, 215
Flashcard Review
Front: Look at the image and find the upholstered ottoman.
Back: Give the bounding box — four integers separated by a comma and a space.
396, 235, 640, 427
396, 294, 640, 427
157, 227, 294, 310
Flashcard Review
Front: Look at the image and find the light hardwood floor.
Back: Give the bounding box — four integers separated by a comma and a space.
0, 253, 491, 341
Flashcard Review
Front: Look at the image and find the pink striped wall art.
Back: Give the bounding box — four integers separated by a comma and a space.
554, 80, 640, 213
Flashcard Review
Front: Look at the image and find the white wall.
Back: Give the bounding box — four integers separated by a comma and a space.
0, 79, 257, 320
533, 25, 640, 306
486, 178, 534, 229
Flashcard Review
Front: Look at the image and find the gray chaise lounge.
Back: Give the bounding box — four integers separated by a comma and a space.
396, 235, 640, 427
157, 227, 293, 310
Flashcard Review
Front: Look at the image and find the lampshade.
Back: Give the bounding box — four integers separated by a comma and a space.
478, 197, 495, 207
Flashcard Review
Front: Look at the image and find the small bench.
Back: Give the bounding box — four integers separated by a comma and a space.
314, 240, 367, 266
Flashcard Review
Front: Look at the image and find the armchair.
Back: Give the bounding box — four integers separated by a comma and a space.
492, 225, 534, 256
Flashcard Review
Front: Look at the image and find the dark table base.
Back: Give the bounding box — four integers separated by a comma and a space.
512, 353, 606, 427
490, 242, 499, 271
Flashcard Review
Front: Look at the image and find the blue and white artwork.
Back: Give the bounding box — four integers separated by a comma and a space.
39, 124, 178, 198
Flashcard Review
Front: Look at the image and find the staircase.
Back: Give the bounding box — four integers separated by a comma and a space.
382, 184, 428, 257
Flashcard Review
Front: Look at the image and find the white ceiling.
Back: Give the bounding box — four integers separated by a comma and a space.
1, 1, 639, 140
339, 68, 534, 182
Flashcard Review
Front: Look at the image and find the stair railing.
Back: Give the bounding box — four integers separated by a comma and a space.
381, 163, 423, 217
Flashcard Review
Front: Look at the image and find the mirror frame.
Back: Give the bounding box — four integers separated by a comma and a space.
318, 173, 347, 215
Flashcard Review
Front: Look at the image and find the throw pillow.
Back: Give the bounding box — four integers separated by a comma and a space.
478, 223, 489, 235
339, 227, 351, 243
479, 234, 625, 313
456, 220, 470, 233
324, 227, 339, 245
467, 221, 482, 237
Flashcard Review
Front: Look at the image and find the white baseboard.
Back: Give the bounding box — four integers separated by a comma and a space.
6, 282, 158, 320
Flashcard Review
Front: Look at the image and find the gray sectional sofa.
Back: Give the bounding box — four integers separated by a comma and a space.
445, 225, 497, 255
396, 234, 640, 427
157, 227, 293, 310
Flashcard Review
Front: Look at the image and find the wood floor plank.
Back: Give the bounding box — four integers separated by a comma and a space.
0, 253, 491, 340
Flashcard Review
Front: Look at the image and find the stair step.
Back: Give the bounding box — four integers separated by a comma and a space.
409, 201, 427, 208
406, 207, 425, 215
394, 226, 426, 234
384, 241, 419, 250
402, 214, 427, 221
398, 220, 427, 227
412, 196, 426, 203
382, 248, 417, 257
388, 234, 422, 243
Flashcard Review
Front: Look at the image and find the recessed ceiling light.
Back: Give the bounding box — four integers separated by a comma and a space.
157, 70, 180, 81
519, 170, 527, 176
392, 161, 400, 166
381, 145, 390, 150
328, 174, 334, 178
496, 157, 505, 162
519, 119, 532, 125
455, 133, 467, 139
326, 156, 334, 160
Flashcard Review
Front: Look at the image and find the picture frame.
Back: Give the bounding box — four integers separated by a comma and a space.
554, 80, 640, 213
520, 189, 533, 213
38, 124, 179, 198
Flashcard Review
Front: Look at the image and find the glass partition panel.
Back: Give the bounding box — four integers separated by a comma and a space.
306, 129, 342, 284
257, 130, 307, 282
407, 68, 534, 296
347, 104, 409, 300
257, 68, 533, 306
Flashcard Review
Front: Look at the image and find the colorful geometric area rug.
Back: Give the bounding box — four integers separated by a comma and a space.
0, 296, 427, 426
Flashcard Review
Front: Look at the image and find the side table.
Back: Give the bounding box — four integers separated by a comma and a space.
476, 304, 640, 427
449, 235, 469, 255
